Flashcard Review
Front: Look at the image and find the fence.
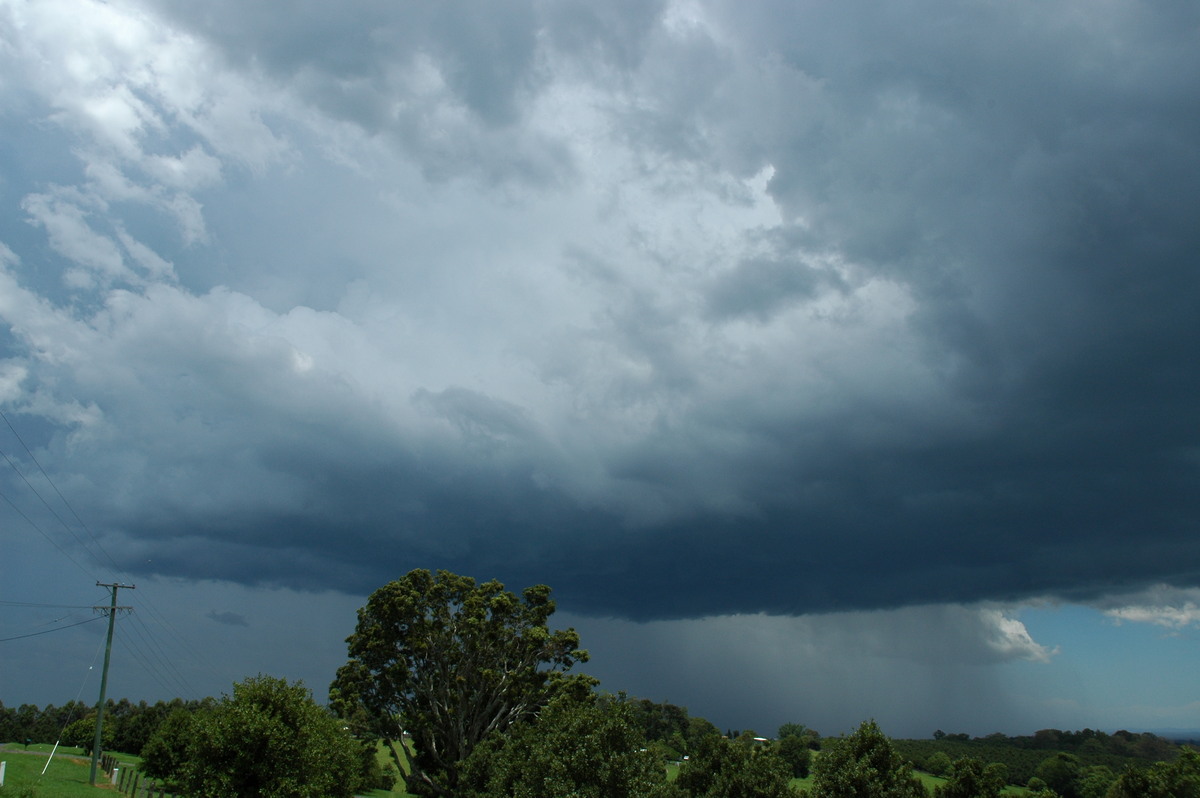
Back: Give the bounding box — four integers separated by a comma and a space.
100, 754, 178, 798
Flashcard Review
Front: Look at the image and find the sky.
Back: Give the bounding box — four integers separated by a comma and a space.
1, 0, 1198, 740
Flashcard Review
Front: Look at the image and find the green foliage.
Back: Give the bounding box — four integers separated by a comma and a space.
1035, 752, 1082, 798
60, 714, 113, 750
0, 697, 211, 754
810, 720, 926, 798
141, 674, 361, 798
330, 569, 589, 797
460, 693, 670, 798
674, 734, 798, 798
139, 708, 195, 781
356, 738, 399, 792
1106, 747, 1200, 798
926, 751, 953, 777
1075, 765, 1114, 798
778, 734, 813, 778
612, 695, 721, 759
893, 728, 1181, 787
778, 723, 821, 757
620, 696, 720, 758
932, 757, 1006, 798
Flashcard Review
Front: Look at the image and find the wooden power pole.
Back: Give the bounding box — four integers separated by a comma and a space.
90, 581, 134, 786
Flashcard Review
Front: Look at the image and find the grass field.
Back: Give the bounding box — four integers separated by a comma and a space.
361, 739, 413, 798
0, 743, 142, 796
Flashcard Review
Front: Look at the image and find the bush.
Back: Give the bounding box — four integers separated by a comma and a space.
461, 693, 671, 798
141, 675, 362, 798
811, 720, 925, 798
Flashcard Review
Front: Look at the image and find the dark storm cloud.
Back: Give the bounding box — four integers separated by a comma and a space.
206, 610, 248, 627
2, 0, 1199, 627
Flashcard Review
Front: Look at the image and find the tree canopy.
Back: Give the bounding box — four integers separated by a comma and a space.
330, 568, 589, 797
141, 674, 362, 798
460, 692, 670, 798
933, 757, 1008, 798
1107, 748, 1200, 798
674, 733, 798, 798
811, 720, 926, 798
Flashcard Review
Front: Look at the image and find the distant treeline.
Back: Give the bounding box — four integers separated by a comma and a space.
0, 698, 213, 755
609, 694, 722, 758
893, 728, 1182, 785
4, 694, 1190, 790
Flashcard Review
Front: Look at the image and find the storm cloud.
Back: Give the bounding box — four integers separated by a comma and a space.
1, 0, 1199, 732
2, 0, 1198, 618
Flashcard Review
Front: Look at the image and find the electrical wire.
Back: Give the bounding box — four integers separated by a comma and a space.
1, 410, 239, 700
0, 615, 103, 642
0, 600, 93, 609
121, 612, 198, 698
1, 410, 127, 576
0, 484, 97, 579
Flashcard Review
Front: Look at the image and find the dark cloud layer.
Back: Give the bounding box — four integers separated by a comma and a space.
1, 0, 1198, 629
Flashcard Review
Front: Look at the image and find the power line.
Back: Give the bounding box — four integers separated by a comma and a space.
0, 600, 93, 609
121, 611, 198, 698
1, 410, 235, 700
0, 444, 112, 572
1, 408, 125, 575
0, 616, 103, 642
0, 484, 97, 579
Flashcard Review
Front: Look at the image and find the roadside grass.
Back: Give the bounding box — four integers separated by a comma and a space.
0, 743, 139, 796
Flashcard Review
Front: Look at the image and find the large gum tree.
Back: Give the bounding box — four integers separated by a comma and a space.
330, 569, 589, 797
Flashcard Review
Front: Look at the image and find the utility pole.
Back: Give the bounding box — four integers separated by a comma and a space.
90, 581, 134, 786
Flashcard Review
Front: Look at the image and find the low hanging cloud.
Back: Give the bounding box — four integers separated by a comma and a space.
1, 0, 1198, 634
1100, 586, 1200, 632
206, 610, 249, 628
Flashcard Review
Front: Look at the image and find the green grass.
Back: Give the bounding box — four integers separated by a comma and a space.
360, 739, 414, 798
0, 743, 142, 796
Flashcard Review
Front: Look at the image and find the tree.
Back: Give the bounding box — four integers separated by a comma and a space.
778, 723, 820, 751
1035, 752, 1081, 798
143, 675, 362, 798
1107, 748, 1200, 798
926, 751, 953, 777
460, 692, 670, 798
933, 757, 1007, 798
62, 715, 113, 751
778, 723, 809, 741
330, 569, 589, 797
1075, 765, 1114, 798
777, 734, 812, 778
139, 708, 196, 784
810, 720, 926, 798
674, 734, 798, 798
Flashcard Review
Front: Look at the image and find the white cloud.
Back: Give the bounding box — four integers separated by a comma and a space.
20, 191, 131, 285
1102, 586, 1200, 631
980, 609, 1057, 663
